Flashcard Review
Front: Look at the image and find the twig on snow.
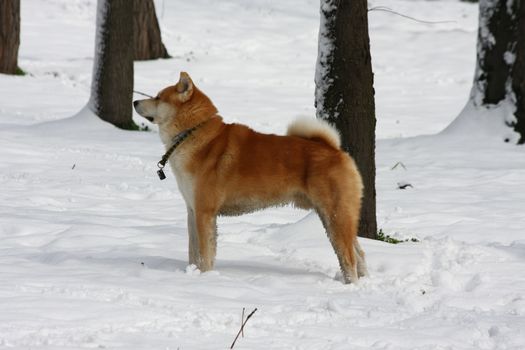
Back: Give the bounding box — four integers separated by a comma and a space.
397, 182, 413, 190
241, 308, 245, 338
230, 308, 258, 349
391, 161, 407, 170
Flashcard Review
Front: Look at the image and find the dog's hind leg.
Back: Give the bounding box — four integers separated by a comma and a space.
354, 238, 368, 277
194, 210, 218, 272
316, 207, 359, 284
309, 169, 363, 284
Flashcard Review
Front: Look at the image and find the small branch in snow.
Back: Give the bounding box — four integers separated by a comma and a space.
241, 308, 245, 338
368, 6, 456, 25
397, 182, 413, 190
391, 162, 407, 170
230, 308, 257, 349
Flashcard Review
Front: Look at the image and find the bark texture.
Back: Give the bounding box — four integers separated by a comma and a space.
0, 0, 20, 75
90, 0, 135, 130
474, 0, 517, 105
315, 0, 377, 239
472, 0, 525, 143
512, 1, 525, 144
133, 0, 169, 60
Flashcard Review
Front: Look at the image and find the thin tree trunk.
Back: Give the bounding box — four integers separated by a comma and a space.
0, 0, 20, 75
466, 0, 525, 143
512, 1, 525, 144
133, 0, 169, 61
472, 0, 517, 106
315, 0, 377, 239
89, 0, 135, 130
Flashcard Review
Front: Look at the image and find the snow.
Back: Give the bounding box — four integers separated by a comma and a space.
444, 99, 520, 143
1, 0, 525, 349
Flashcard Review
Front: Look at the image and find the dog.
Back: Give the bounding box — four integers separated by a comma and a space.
133, 72, 367, 283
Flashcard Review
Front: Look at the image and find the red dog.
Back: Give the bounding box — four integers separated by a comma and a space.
134, 72, 367, 283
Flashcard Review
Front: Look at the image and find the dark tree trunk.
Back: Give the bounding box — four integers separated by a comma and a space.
468, 0, 525, 143
0, 0, 20, 75
473, 0, 517, 105
512, 1, 525, 144
133, 0, 170, 61
89, 0, 136, 130
315, 0, 377, 239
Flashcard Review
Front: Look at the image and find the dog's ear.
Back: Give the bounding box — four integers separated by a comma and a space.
176, 72, 194, 102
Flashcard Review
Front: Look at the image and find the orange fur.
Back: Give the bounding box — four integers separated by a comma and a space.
133, 72, 367, 283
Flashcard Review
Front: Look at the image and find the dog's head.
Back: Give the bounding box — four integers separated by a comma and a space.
133, 72, 217, 132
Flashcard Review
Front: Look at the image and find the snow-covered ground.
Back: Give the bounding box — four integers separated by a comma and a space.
1, 0, 524, 349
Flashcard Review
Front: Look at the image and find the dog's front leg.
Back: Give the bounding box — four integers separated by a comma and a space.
187, 206, 200, 267
194, 210, 218, 272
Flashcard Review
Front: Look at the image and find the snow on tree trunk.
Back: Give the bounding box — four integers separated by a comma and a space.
133, 0, 170, 61
315, 0, 377, 239
89, 0, 135, 130
446, 0, 524, 143
511, 1, 525, 144
471, 0, 516, 106
0, 0, 20, 75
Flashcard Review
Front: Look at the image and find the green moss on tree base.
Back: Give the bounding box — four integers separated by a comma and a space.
15, 66, 25, 76
376, 229, 420, 244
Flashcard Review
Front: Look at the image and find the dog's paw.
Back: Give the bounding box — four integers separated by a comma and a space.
334, 271, 359, 285
334, 271, 345, 283
185, 264, 201, 276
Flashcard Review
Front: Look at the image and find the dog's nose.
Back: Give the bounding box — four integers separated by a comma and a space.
133, 100, 139, 107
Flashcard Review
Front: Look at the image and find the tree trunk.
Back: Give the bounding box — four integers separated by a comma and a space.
472, 0, 517, 106
133, 0, 169, 61
512, 1, 525, 144
89, 0, 136, 130
0, 0, 20, 75
315, 0, 377, 239
467, 0, 525, 143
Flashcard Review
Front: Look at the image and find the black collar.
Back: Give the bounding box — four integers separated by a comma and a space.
156, 119, 212, 180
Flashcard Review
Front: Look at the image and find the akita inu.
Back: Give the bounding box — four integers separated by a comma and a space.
133, 72, 367, 283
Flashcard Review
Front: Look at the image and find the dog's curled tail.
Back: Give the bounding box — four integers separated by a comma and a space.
286, 117, 341, 149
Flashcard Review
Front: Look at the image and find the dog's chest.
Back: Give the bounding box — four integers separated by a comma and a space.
170, 157, 195, 209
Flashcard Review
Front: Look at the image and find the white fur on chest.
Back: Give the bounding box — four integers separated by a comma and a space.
160, 128, 196, 210
170, 155, 195, 210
